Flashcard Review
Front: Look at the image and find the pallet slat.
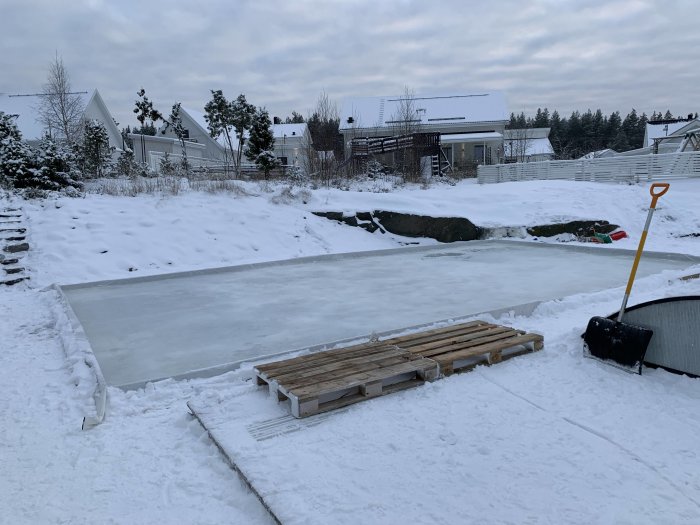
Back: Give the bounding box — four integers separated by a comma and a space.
254, 320, 543, 418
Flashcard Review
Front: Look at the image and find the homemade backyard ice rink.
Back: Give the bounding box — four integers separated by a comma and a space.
59, 240, 699, 389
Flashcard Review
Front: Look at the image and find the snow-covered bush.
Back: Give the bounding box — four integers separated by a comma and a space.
1, 112, 82, 197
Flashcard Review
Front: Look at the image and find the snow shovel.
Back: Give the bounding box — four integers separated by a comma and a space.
583, 182, 670, 374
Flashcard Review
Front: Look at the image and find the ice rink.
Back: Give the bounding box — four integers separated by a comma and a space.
59, 240, 698, 388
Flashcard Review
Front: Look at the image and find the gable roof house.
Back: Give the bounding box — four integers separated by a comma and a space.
339, 92, 509, 170
131, 105, 228, 172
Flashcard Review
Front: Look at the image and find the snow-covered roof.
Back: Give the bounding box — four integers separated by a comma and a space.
644, 120, 693, 147
440, 132, 502, 143
503, 127, 551, 140
271, 123, 307, 140
580, 148, 617, 160
339, 92, 508, 131
525, 137, 554, 156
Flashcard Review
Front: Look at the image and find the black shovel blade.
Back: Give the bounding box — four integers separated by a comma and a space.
583, 316, 653, 373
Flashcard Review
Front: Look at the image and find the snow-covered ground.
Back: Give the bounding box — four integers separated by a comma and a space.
2, 178, 700, 524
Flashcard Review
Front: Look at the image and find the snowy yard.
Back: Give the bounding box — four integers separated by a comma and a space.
2, 178, 700, 524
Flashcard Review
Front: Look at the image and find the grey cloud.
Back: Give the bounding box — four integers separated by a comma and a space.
2, 0, 699, 127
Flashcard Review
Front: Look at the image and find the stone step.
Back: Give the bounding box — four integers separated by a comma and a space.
4, 266, 25, 274
3, 243, 29, 253
0, 228, 26, 233
1, 258, 20, 265
2, 236, 26, 242
1, 276, 29, 286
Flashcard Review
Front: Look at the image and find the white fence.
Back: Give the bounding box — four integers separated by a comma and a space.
477, 151, 700, 184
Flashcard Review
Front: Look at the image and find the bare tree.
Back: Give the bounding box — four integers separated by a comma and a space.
388, 87, 425, 181
38, 54, 85, 142
304, 91, 340, 186
505, 128, 534, 163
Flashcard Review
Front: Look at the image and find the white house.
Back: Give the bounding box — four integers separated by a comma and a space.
271, 123, 309, 166
644, 117, 700, 154
503, 127, 554, 162
339, 92, 509, 167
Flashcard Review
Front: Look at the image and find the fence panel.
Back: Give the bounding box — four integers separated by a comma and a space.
478, 151, 700, 184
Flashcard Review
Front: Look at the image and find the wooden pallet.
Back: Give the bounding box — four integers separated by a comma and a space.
381, 320, 544, 375
254, 320, 543, 418
256, 343, 439, 417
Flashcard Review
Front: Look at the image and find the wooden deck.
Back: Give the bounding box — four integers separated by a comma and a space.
255, 320, 543, 418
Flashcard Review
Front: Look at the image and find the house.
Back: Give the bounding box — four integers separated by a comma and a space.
0, 89, 122, 154
132, 106, 228, 171
271, 123, 309, 166
644, 117, 700, 154
339, 92, 509, 168
503, 128, 554, 163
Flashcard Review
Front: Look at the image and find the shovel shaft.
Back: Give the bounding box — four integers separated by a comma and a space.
617, 183, 669, 322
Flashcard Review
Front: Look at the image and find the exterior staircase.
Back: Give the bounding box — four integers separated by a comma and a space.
1, 206, 30, 286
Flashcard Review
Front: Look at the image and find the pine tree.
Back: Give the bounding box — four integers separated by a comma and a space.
31, 135, 83, 192
133, 88, 162, 164
115, 148, 138, 178
82, 119, 113, 177
162, 103, 190, 175
246, 108, 279, 179
0, 112, 34, 189
230, 94, 257, 178
204, 90, 236, 174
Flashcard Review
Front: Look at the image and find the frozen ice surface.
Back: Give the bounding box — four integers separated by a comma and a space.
60, 240, 696, 387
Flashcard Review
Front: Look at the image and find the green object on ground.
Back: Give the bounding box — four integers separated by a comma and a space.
594, 232, 613, 243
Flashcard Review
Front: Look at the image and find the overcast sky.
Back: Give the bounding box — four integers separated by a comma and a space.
2, 0, 699, 127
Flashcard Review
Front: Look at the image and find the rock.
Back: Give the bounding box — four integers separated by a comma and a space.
526, 220, 619, 238
4, 242, 29, 253
372, 211, 482, 242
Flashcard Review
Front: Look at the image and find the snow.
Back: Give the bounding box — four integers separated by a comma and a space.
3, 178, 700, 524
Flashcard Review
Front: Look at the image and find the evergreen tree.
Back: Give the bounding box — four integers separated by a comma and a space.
285, 111, 305, 124
621, 110, 640, 150
533, 107, 550, 128
663, 110, 674, 120
246, 108, 279, 179
610, 129, 631, 151
567, 111, 583, 158
606, 111, 622, 148
548, 110, 565, 158
31, 135, 83, 192
82, 119, 113, 177
162, 102, 190, 175
230, 94, 257, 178
133, 88, 162, 164
204, 90, 236, 173
115, 148, 138, 178
0, 111, 34, 189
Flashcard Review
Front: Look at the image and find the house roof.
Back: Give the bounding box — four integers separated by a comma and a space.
644, 120, 695, 147
503, 127, 551, 140
339, 92, 508, 131
525, 138, 554, 156
440, 132, 502, 143
271, 123, 307, 140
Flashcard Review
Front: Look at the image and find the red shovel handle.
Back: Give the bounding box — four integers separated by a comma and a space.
649, 183, 669, 208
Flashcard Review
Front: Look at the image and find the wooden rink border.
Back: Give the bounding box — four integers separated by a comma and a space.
255, 320, 544, 417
